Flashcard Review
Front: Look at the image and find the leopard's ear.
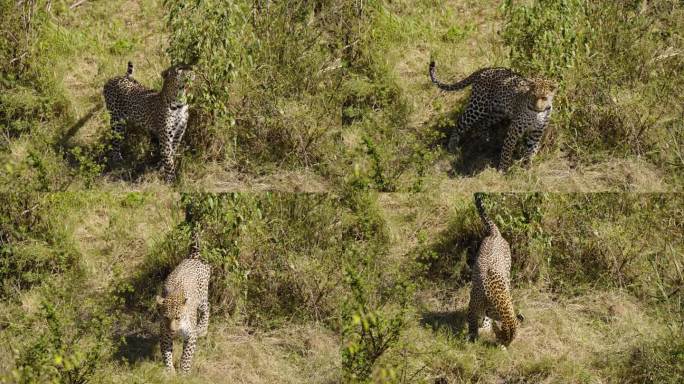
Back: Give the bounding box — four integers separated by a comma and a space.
549, 81, 558, 93
156, 295, 165, 306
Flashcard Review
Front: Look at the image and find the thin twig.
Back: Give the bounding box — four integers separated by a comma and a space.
70, 0, 87, 9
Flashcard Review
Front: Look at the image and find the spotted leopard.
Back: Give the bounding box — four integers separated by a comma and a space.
103, 62, 192, 182
429, 61, 556, 171
156, 227, 211, 373
467, 193, 523, 347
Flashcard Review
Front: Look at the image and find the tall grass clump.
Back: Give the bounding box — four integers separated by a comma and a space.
163, 0, 434, 190
0, 193, 80, 299
502, 0, 684, 183
123, 190, 391, 329
0, 192, 118, 383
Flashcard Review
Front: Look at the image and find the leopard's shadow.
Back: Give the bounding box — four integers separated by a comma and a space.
114, 332, 158, 364
420, 309, 468, 336
104, 124, 163, 182
448, 119, 511, 177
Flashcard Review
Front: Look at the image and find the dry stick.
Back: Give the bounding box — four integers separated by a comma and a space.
70, 0, 87, 9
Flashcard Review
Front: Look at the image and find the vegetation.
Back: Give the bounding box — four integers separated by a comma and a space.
1, 0, 682, 383
1, 0, 681, 191
1, 191, 682, 383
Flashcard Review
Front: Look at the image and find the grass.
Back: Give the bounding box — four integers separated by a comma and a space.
1, 191, 682, 383
1, 0, 681, 191
1, 0, 683, 383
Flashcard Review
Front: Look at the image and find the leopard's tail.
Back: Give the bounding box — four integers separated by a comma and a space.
474, 193, 500, 236
188, 226, 201, 259
484, 268, 517, 346
126, 61, 133, 78
429, 61, 476, 91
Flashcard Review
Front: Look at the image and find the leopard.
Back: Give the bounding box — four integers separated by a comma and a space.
156, 227, 211, 374
103, 61, 192, 182
467, 193, 523, 347
429, 61, 557, 171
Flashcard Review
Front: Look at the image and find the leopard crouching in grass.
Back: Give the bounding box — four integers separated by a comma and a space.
429, 61, 556, 171
103, 62, 192, 182
156, 227, 211, 374
467, 193, 523, 348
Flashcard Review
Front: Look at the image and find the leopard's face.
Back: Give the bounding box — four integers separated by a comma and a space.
493, 319, 516, 346
161, 64, 193, 100
157, 292, 187, 333
527, 78, 557, 112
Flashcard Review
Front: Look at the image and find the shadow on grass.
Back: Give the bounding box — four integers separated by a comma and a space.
420, 309, 468, 336
449, 119, 510, 177
114, 332, 158, 364
415, 211, 481, 286
427, 107, 513, 176
56, 104, 165, 183
104, 126, 163, 183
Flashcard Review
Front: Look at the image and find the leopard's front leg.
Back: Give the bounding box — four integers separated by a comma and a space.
160, 325, 175, 372
498, 121, 525, 172
179, 333, 197, 374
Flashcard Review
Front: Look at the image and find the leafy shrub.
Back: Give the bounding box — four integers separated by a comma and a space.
341, 267, 410, 383
162, 0, 436, 190
0, 193, 80, 300
7, 279, 115, 384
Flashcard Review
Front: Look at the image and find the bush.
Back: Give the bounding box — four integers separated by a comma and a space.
341, 267, 411, 383
122, 190, 391, 329
163, 0, 436, 190
0, 193, 80, 300
6, 279, 115, 384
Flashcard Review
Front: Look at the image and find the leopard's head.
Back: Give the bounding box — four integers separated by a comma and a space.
527, 78, 557, 112
493, 318, 517, 347
160, 64, 193, 103
493, 312, 525, 347
156, 291, 187, 333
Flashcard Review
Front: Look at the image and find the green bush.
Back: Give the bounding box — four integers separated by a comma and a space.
5, 278, 115, 384
341, 267, 411, 383
162, 0, 436, 190
0, 193, 80, 300
122, 190, 391, 329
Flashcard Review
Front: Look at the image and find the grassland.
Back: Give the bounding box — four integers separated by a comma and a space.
1, 0, 682, 192
1, 0, 683, 383
1, 191, 682, 383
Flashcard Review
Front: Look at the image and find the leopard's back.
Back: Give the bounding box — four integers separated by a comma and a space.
103, 76, 161, 131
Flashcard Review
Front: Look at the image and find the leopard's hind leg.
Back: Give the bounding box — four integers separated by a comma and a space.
108, 113, 126, 164
449, 102, 504, 152
467, 285, 485, 342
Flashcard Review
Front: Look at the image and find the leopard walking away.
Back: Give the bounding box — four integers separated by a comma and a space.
467, 193, 523, 347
